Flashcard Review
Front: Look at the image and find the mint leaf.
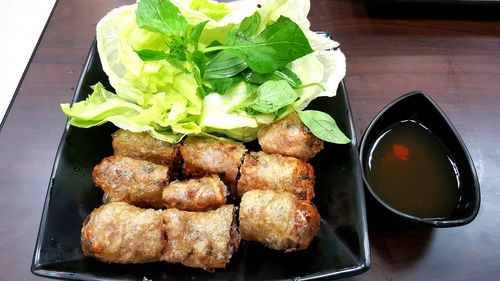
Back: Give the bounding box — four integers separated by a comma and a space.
297, 110, 351, 144
229, 16, 313, 74
136, 0, 188, 37
249, 80, 298, 113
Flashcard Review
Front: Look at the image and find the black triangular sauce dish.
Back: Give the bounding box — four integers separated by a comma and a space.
359, 91, 480, 227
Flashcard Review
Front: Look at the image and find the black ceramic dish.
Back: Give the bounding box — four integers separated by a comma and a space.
359, 91, 480, 227
31, 40, 370, 280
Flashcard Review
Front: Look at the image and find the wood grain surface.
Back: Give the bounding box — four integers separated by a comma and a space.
0, 0, 499, 280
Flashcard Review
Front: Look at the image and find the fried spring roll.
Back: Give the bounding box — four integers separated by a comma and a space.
257, 112, 324, 161
81, 202, 165, 264
81, 203, 240, 270
162, 176, 229, 211
112, 129, 180, 171
237, 151, 315, 200
180, 136, 246, 187
239, 190, 320, 252
162, 205, 240, 270
92, 155, 169, 208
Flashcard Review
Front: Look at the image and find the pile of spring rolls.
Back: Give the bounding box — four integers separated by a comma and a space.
82, 112, 324, 271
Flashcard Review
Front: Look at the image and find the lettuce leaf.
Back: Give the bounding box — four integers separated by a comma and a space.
62, 0, 346, 143
61, 83, 143, 122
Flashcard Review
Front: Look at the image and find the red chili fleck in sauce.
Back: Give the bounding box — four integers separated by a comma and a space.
392, 143, 409, 161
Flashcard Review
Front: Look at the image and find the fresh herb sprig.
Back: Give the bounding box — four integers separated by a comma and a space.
134, 0, 349, 144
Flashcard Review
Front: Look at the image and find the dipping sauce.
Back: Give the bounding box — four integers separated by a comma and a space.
365, 120, 462, 219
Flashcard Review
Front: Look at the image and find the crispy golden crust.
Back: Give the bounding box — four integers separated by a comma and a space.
112, 129, 180, 171
237, 151, 315, 200
81, 202, 165, 264
179, 137, 246, 186
161, 205, 240, 270
239, 190, 320, 252
162, 176, 229, 211
92, 155, 169, 208
257, 112, 324, 161
81, 203, 240, 270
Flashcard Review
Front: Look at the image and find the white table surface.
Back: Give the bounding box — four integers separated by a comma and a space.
0, 0, 57, 125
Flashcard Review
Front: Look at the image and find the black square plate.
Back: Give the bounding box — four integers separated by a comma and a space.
31, 39, 370, 281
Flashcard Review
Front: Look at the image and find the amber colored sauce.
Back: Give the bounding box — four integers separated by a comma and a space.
365, 120, 462, 219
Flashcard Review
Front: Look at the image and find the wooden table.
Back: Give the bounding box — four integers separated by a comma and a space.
1, 0, 499, 280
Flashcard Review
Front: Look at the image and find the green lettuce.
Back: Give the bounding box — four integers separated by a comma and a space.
61, 0, 347, 143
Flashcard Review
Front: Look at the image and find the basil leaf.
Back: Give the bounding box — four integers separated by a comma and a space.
243, 67, 302, 88
239, 12, 261, 38
227, 83, 259, 113
167, 39, 188, 61
136, 0, 188, 37
168, 59, 189, 73
242, 69, 268, 84
191, 50, 207, 77
275, 67, 302, 88
136, 49, 170, 61
229, 16, 313, 74
297, 110, 351, 144
249, 80, 298, 113
135, 49, 189, 73
204, 50, 248, 79
189, 21, 208, 47
208, 76, 244, 95
190, 51, 207, 97
203, 41, 223, 61
227, 12, 261, 45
